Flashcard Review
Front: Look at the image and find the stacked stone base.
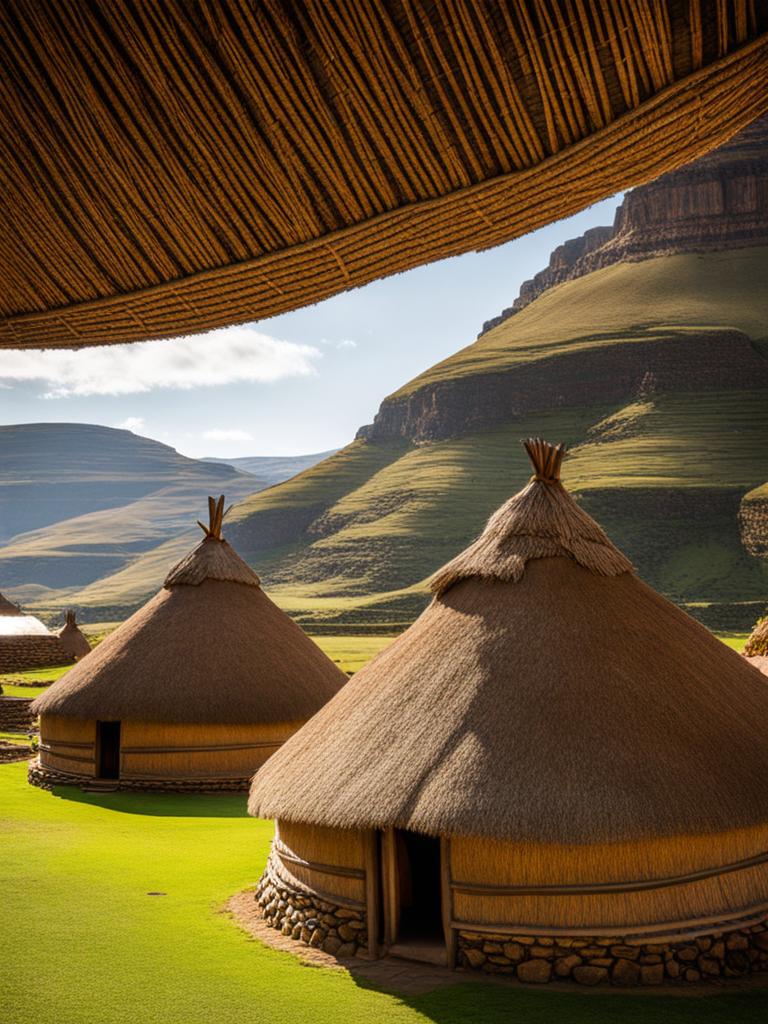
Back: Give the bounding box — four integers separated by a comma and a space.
458, 923, 768, 985
0, 696, 35, 732
27, 760, 250, 793
254, 871, 368, 958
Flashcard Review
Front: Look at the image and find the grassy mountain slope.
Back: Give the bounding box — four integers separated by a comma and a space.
393, 248, 768, 396
0, 424, 257, 614
224, 250, 768, 633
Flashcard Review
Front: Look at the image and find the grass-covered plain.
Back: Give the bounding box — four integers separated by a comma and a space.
3, 761, 768, 1024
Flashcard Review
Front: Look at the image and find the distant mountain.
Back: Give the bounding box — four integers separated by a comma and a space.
202, 451, 338, 488
222, 117, 768, 634
0, 424, 258, 615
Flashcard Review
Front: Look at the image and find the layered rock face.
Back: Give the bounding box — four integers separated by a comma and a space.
480, 114, 768, 332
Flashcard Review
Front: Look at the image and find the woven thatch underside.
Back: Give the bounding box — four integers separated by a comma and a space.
249, 558, 768, 842
2, 3, 768, 349
33, 579, 345, 724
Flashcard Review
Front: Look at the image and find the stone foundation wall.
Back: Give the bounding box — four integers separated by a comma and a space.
0, 636, 72, 673
0, 696, 35, 732
27, 760, 250, 793
254, 869, 368, 958
457, 922, 768, 984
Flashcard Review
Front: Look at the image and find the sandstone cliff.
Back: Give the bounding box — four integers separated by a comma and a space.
480, 114, 768, 333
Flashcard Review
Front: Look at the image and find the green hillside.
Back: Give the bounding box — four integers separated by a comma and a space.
223, 250, 768, 633
0, 424, 257, 617
20, 249, 767, 628
396, 247, 768, 395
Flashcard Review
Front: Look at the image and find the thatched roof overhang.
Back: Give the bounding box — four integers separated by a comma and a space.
2, 2, 768, 350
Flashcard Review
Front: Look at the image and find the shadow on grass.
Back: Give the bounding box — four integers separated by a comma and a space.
402, 981, 768, 1024
51, 784, 250, 817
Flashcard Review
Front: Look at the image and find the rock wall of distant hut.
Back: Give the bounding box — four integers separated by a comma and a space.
0, 636, 72, 673
0, 696, 35, 732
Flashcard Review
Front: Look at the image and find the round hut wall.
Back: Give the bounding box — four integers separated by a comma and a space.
35, 716, 303, 792
258, 820, 768, 978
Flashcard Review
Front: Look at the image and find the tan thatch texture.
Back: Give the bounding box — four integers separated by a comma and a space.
0, 593, 22, 616
2, 3, 768, 350
431, 438, 632, 594
33, 505, 345, 723
249, 441, 768, 842
57, 611, 91, 661
745, 616, 768, 657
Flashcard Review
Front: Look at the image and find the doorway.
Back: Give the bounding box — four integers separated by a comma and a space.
393, 829, 443, 942
96, 721, 121, 779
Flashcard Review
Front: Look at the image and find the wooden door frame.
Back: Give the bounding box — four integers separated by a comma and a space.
378, 827, 455, 966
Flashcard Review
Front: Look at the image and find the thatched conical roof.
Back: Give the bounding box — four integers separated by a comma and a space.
0, 591, 51, 636
2, 5, 767, 350
57, 611, 91, 662
34, 497, 345, 723
249, 441, 768, 843
745, 614, 768, 677
0, 592, 22, 616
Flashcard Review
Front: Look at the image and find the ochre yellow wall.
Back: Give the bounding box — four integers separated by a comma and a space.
449, 830, 768, 933
274, 820, 367, 904
38, 715, 95, 778
39, 716, 302, 781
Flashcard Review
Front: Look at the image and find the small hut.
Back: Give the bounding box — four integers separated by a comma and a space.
249, 440, 768, 984
31, 497, 346, 792
0, 592, 72, 673
57, 611, 91, 662
745, 614, 768, 677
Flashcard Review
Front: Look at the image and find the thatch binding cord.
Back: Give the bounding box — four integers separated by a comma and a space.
431, 438, 632, 595
164, 495, 261, 589
2, 3, 768, 349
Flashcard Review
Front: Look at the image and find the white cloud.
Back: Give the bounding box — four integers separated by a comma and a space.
116, 416, 145, 432
0, 326, 321, 398
319, 337, 358, 349
201, 428, 253, 442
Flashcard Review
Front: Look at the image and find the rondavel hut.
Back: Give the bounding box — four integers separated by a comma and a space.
56, 610, 91, 662
30, 497, 345, 792
0, 593, 79, 673
745, 614, 768, 677
249, 440, 768, 985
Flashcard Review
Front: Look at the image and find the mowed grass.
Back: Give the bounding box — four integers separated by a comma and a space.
3, 762, 768, 1024
313, 634, 395, 672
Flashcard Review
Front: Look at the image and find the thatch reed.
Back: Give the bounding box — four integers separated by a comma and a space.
249, 440, 768, 952
2, 4, 767, 349
745, 614, 768, 657
31, 497, 345, 790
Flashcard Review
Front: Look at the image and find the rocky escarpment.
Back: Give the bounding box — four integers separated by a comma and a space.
360, 330, 768, 443
481, 114, 768, 333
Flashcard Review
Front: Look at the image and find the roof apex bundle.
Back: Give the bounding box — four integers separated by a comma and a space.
431, 437, 632, 594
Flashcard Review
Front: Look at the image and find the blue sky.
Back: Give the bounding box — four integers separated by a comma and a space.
0, 194, 620, 458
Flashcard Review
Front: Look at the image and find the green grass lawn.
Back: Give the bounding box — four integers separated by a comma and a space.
3, 762, 768, 1023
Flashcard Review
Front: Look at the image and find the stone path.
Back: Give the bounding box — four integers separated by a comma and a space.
226, 891, 768, 999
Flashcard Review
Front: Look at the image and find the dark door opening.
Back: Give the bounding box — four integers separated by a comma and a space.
395, 830, 443, 942
96, 721, 121, 779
